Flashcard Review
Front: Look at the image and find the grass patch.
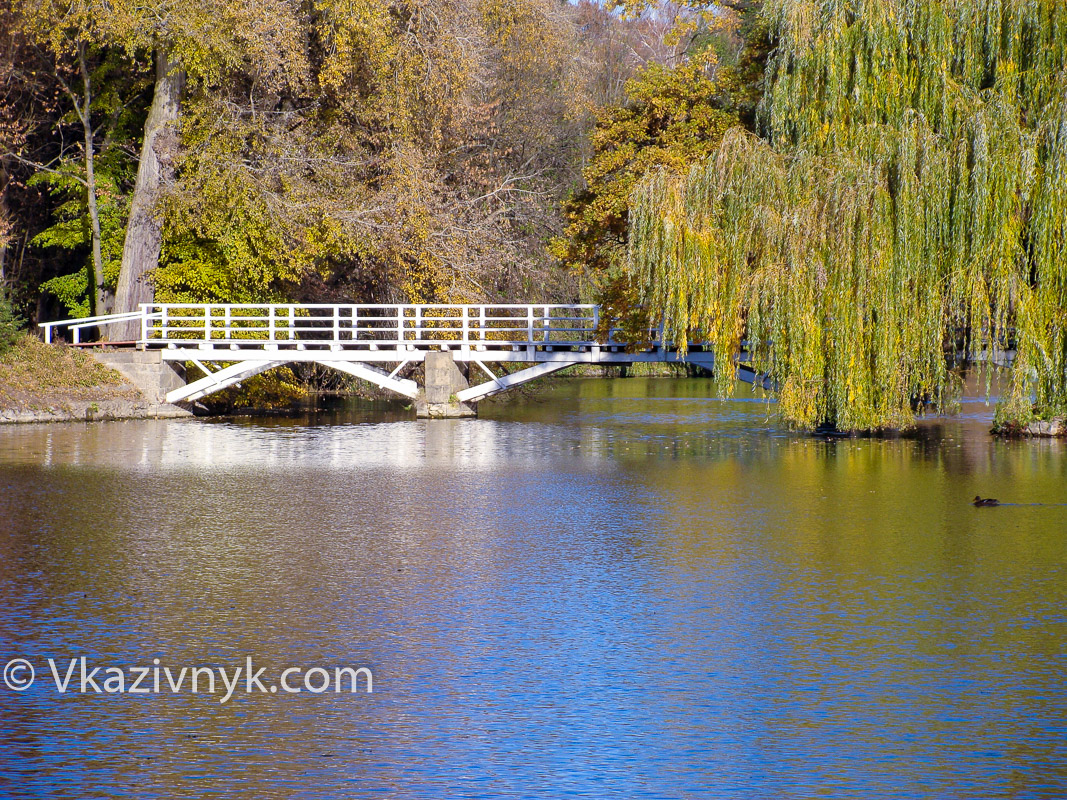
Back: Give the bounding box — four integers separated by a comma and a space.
0, 335, 130, 408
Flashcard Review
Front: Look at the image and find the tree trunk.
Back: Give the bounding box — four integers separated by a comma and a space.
84, 121, 107, 317
112, 49, 184, 341
78, 42, 109, 318
0, 161, 9, 287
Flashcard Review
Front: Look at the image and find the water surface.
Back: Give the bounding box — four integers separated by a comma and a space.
1, 377, 1065, 798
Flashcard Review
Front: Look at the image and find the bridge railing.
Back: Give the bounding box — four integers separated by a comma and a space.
140, 303, 605, 348
40, 310, 160, 344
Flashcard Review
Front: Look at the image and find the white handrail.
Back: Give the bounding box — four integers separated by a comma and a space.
39, 310, 157, 344
36, 303, 670, 350
138, 303, 604, 349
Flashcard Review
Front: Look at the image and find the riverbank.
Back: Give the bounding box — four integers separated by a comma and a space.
0, 336, 191, 424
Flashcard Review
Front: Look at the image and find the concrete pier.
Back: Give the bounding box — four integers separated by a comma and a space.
417, 351, 476, 418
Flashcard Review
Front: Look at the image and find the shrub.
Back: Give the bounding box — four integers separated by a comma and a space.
0, 290, 24, 355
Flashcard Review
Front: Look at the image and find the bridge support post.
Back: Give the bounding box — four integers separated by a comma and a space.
417, 351, 476, 418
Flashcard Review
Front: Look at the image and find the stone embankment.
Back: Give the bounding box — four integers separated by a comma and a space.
0, 399, 191, 424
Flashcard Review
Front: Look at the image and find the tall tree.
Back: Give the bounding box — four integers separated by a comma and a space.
111, 49, 182, 336
4, 1, 119, 317
550, 2, 742, 335
108, 0, 307, 338
72, 39, 109, 315
628, 0, 1067, 431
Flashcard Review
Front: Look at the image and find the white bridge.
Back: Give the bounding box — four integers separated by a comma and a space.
41, 303, 756, 412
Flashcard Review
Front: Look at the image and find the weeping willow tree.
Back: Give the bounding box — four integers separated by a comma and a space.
628, 0, 1067, 431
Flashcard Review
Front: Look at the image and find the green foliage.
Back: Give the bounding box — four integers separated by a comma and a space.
32, 165, 127, 317
17, 42, 147, 318
758, 0, 1067, 151
551, 55, 739, 279
0, 289, 24, 354
152, 236, 256, 304
39, 272, 91, 319
720, 1, 771, 130
629, 0, 1067, 431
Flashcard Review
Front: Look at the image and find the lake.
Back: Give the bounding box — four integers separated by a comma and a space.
1, 377, 1065, 798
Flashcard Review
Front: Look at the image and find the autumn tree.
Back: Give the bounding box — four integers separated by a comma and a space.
154, 0, 600, 310
550, 2, 744, 339
108, 0, 307, 338
552, 54, 738, 275
3, 0, 663, 347
628, 0, 1067, 431
3, 1, 130, 317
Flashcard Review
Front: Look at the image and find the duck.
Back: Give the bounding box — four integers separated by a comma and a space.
973, 496, 1000, 507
